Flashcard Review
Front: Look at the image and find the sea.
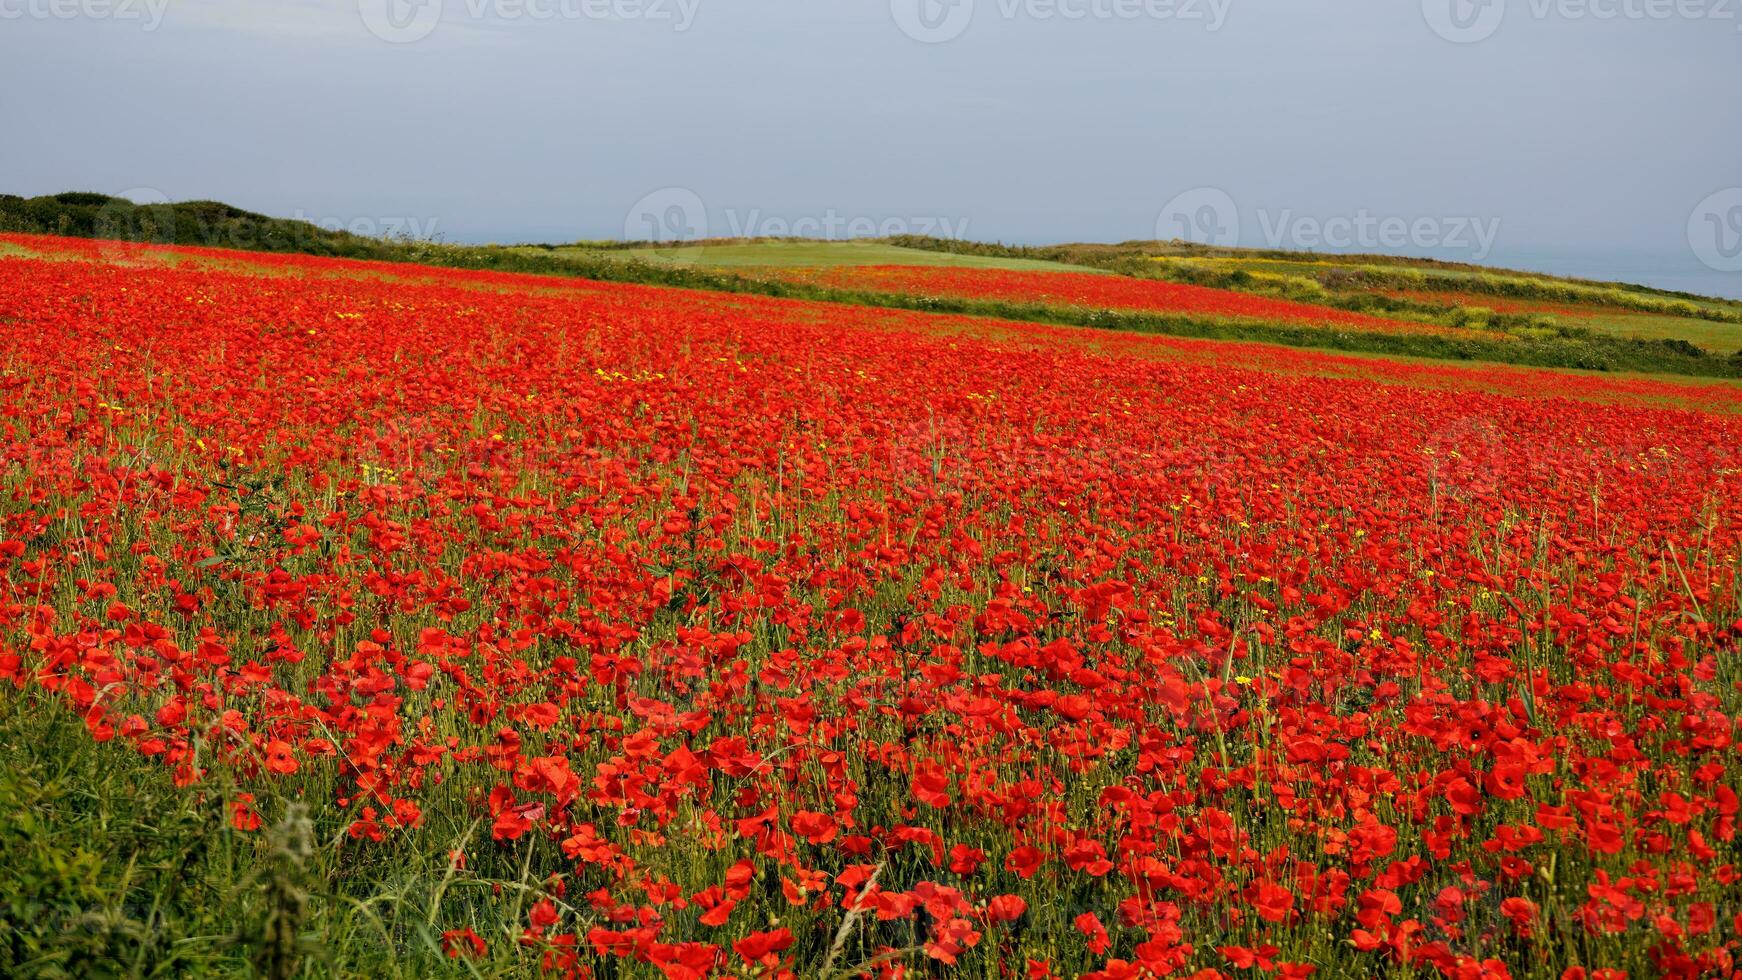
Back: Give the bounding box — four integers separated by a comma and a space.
1444, 247, 1742, 302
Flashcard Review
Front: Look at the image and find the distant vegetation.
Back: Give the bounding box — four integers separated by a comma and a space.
889, 235, 1742, 320
886, 236, 1742, 368
1148, 256, 1742, 324
890, 235, 1742, 310
0, 193, 412, 259
523, 239, 1099, 272
6, 194, 1741, 379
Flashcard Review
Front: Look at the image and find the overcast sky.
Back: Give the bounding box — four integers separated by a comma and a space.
2, 0, 1739, 293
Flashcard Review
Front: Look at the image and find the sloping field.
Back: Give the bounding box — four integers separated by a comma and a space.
755, 265, 1471, 337
1387, 290, 1742, 353
1, 235, 1739, 978
1146, 253, 1742, 352
540, 240, 1103, 272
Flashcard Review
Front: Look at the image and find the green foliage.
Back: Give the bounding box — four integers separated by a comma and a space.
547, 240, 1097, 272
0, 690, 594, 978
891, 235, 1742, 326
0, 696, 233, 978
0, 193, 419, 259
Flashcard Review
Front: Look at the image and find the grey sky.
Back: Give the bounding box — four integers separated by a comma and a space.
2, 0, 1739, 294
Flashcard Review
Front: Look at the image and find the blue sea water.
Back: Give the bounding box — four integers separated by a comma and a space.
1464, 248, 1742, 302
1235, 243, 1742, 301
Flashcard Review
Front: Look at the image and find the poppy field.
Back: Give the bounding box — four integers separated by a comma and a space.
756, 265, 1457, 338
2, 232, 1741, 979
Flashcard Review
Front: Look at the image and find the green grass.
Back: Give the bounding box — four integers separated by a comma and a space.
527, 240, 1103, 272
1570, 311, 1742, 353
1169, 256, 1493, 280
0, 686, 598, 979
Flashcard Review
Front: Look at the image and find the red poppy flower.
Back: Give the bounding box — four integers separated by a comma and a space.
1247, 881, 1296, 924
987, 894, 1028, 923
791, 809, 838, 844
